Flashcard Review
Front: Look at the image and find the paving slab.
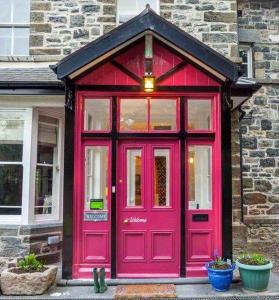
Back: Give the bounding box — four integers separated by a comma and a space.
0, 273, 278, 300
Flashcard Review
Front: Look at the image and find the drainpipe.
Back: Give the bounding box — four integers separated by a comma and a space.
238, 107, 253, 223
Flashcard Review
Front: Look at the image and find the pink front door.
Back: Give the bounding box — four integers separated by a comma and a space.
117, 140, 180, 277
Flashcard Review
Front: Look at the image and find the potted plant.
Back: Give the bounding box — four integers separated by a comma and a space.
236, 253, 273, 292
206, 256, 235, 291
0, 254, 57, 295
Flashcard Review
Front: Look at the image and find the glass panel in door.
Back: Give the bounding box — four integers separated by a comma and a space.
153, 149, 170, 207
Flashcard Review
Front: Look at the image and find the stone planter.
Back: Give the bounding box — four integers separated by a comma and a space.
0, 265, 57, 295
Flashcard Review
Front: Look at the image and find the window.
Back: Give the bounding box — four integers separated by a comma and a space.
84, 98, 110, 131
85, 146, 108, 211
239, 45, 253, 78
117, 0, 159, 24
188, 145, 212, 210
35, 116, 59, 216
187, 99, 212, 131
0, 111, 24, 215
127, 149, 142, 207
0, 0, 30, 56
153, 149, 170, 207
120, 98, 178, 132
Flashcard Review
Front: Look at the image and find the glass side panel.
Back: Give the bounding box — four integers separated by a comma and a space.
84, 99, 110, 131
13, 28, 30, 56
120, 99, 148, 131
0, 165, 23, 215
127, 149, 142, 206
85, 146, 108, 211
154, 149, 170, 207
188, 145, 212, 210
187, 100, 212, 130
150, 99, 177, 131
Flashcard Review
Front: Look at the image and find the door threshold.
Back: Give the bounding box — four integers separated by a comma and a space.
58, 277, 207, 286
59, 276, 241, 287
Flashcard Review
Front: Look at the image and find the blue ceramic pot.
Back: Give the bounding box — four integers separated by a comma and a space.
206, 262, 235, 292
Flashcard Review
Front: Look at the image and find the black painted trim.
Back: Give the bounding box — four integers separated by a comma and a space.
221, 85, 233, 260
62, 87, 75, 279
81, 132, 215, 139
180, 97, 186, 277
156, 61, 187, 84
111, 60, 142, 83
111, 96, 117, 278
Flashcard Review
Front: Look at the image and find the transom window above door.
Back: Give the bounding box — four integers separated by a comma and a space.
119, 98, 178, 132
82, 97, 215, 133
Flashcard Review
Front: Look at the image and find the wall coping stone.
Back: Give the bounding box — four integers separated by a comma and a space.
0, 222, 63, 230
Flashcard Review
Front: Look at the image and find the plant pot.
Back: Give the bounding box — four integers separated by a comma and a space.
0, 265, 57, 295
236, 260, 273, 292
206, 262, 235, 292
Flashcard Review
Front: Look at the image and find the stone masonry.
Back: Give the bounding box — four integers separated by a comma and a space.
232, 0, 279, 272
0, 224, 62, 273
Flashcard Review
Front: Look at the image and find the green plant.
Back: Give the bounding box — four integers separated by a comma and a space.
210, 256, 231, 270
238, 253, 269, 266
17, 254, 44, 272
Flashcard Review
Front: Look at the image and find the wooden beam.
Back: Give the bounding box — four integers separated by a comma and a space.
110, 60, 142, 84
156, 61, 188, 84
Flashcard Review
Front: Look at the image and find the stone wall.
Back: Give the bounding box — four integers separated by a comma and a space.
0, 224, 62, 273
29, 0, 238, 59
232, 0, 279, 272
30, 0, 117, 55
160, 0, 238, 58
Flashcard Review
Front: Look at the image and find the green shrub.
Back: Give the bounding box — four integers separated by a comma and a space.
238, 253, 269, 266
17, 254, 44, 272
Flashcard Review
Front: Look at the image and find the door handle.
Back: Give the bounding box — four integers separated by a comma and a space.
123, 218, 129, 224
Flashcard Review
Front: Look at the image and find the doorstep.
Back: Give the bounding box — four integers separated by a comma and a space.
57, 275, 240, 286
0, 273, 278, 300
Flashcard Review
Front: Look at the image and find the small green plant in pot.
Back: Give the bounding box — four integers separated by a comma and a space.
236, 253, 273, 292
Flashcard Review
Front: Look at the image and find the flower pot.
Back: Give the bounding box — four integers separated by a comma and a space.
236, 260, 273, 292
206, 262, 235, 292
0, 265, 57, 295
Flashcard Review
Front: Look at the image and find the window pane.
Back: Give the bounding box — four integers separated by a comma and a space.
0, 118, 24, 162
120, 99, 148, 131
85, 146, 108, 211
0, 165, 22, 215
35, 117, 58, 215
0, 0, 12, 23
0, 28, 12, 56
187, 100, 211, 130
118, 0, 158, 23
13, 0, 30, 23
84, 99, 110, 131
154, 149, 170, 207
127, 149, 142, 206
188, 146, 212, 210
13, 28, 29, 56
150, 99, 176, 130
35, 166, 53, 215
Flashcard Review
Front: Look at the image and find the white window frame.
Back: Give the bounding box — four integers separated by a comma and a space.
116, 0, 160, 25
0, 0, 30, 56
239, 45, 253, 78
0, 108, 64, 225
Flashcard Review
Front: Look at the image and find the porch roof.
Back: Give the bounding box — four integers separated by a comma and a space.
51, 7, 239, 82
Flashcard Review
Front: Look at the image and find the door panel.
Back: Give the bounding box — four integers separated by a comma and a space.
117, 140, 180, 277
185, 142, 221, 277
